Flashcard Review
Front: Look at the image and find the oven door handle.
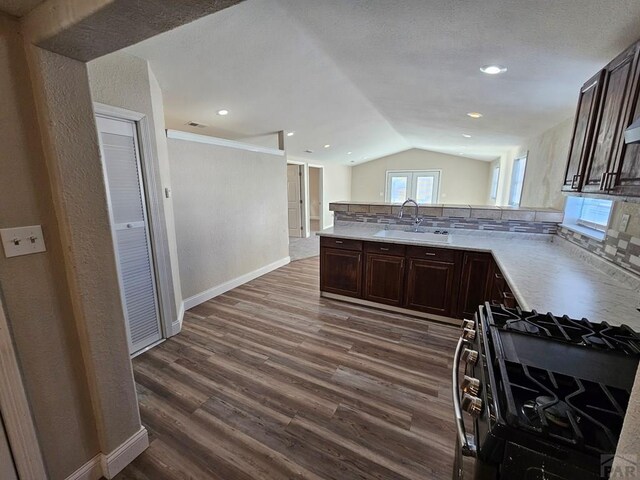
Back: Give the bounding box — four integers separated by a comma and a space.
452, 336, 477, 457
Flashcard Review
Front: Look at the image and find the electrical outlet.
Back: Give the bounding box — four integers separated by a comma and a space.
621, 213, 630, 232
0, 225, 46, 258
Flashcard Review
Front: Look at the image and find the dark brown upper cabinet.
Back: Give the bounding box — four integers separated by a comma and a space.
610, 55, 640, 194
562, 71, 604, 192
583, 44, 640, 193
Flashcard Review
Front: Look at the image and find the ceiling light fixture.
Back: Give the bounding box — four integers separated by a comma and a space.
217, 109, 229, 116
304, 149, 313, 154
480, 65, 507, 75
324, 144, 331, 148
462, 134, 472, 138
286, 131, 295, 137
467, 112, 483, 119
347, 151, 352, 155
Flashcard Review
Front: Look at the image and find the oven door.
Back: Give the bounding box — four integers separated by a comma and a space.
453, 436, 498, 479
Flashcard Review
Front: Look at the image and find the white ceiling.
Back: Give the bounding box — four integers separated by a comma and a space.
125, 0, 640, 164
0, 0, 45, 17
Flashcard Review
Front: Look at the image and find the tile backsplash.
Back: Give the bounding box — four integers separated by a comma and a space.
557, 226, 640, 277
335, 212, 559, 234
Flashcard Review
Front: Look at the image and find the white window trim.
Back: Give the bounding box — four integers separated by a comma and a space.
384, 170, 441, 204
490, 166, 500, 200
508, 154, 528, 207
561, 196, 613, 241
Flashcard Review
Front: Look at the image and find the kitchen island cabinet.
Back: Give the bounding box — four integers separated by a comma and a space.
319, 235, 517, 323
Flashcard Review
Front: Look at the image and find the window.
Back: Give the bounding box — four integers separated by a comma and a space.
562, 196, 613, 239
385, 170, 441, 204
490, 166, 500, 201
508, 154, 527, 206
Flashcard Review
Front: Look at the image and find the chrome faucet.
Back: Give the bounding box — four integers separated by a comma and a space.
399, 198, 421, 232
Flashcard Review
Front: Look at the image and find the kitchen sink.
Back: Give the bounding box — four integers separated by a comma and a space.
373, 229, 451, 244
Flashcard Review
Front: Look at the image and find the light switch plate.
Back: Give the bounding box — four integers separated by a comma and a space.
621, 213, 631, 233
0, 225, 46, 258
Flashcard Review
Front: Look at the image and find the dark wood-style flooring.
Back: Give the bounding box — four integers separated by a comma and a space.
116, 257, 459, 480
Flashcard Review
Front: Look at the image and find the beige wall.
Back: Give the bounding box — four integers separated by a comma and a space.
351, 148, 491, 205
288, 157, 352, 230
0, 14, 99, 478
168, 137, 289, 299
490, 117, 574, 209
87, 51, 183, 328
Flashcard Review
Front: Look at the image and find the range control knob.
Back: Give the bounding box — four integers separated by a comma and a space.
462, 327, 476, 341
461, 375, 481, 396
462, 319, 475, 330
461, 393, 483, 417
462, 348, 479, 366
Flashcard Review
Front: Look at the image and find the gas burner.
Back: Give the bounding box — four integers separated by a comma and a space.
522, 396, 574, 429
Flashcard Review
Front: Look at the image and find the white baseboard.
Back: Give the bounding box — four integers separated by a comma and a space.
65, 427, 148, 480
183, 256, 291, 310
65, 455, 102, 480
101, 427, 149, 479
171, 301, 185, 336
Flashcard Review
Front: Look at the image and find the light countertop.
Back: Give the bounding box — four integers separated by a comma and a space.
318, 224, 640, 328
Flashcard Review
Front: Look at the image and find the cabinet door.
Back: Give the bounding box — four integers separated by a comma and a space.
583, 45, 640, 192
457, 252, 493, 319
364, 253, 405, 306
611, 53, 640, 195
562, 72, 604, 191
404, 258, 459, 317
320, 247, 362, 297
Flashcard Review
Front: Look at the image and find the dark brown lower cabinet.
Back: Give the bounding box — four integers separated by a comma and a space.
319, 236, 519, 320
457, 252, 493, 319
404, 257, 459, 317
320, 247, 362, 298
364, 253, 405, 306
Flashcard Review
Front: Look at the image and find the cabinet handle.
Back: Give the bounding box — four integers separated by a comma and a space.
380, 247, 390, 251
425, 252, 436, 256
605, 171, 617, 191
494, 272, 504, 280
335, 240, 343, 244
571, 174, 580, 190
599, 172, 607, 190
502, 291, 514, 299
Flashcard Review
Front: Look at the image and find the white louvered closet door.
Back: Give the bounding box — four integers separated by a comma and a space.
96, 115, 162, 354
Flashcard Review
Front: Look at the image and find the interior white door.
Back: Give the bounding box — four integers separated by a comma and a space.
287, 164, 303, 237
96, 115, 163, 355
0, 414, 17, 480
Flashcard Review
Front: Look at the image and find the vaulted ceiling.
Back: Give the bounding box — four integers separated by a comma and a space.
125, 0, 640, 164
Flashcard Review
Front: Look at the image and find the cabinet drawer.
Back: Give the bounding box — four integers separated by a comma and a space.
364, 241, 406, 256
320, 236, 362, 251
406, 245, 457, 262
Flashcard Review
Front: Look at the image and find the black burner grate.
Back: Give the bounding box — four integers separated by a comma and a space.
487, 305, 640, 355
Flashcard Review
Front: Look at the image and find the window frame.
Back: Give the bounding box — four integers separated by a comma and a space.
490, 165, 500, 201
561, 196, 613, 240
385, 170, 441, 204
508, 154, 528, 207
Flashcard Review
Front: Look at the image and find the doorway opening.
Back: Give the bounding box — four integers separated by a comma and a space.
308, 165, 323, 233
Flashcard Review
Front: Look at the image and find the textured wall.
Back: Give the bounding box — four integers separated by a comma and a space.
168, 137, 289, 299
351, 148, 491, 205
0, 15, 99, 478
26, 43, 141, 460
87, 51, 183, 327
318, 161, 351, 229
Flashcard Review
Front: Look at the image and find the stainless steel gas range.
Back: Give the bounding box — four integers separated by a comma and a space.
452, 303, 640, 479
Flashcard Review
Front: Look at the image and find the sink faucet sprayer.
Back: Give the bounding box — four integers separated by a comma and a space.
399, 198, 422, 232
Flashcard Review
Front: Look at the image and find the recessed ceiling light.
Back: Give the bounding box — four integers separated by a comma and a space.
347, 151, 352, 155
480, 65, 507, 75
304, 149, 313, 154
286, 131, 295, 137
462, 134, 472, 138
350, 160, 355, 164
467, 112, 483, 119
324, 144, 331, 148
459, 152, 465, 155
217, 109, 229, 116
